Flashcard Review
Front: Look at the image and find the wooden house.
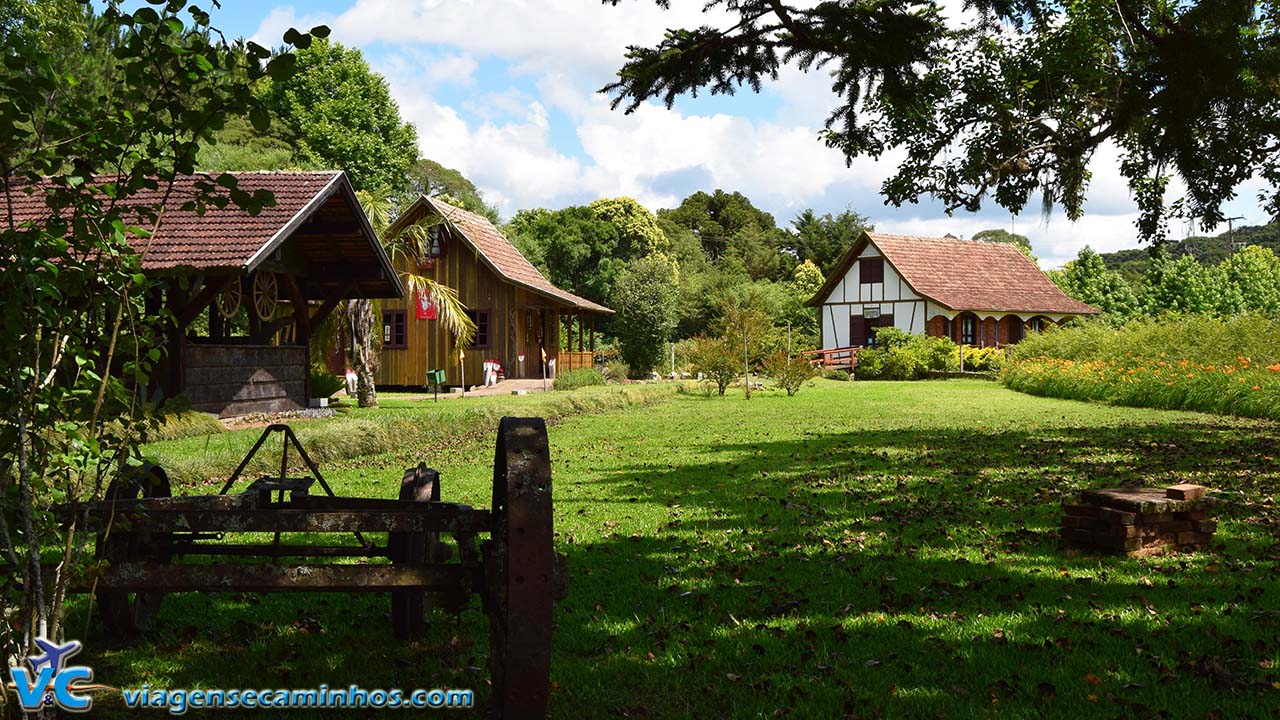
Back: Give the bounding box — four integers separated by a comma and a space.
375, 196, 613, 389
807, 231, 1098, 350
11, 170, 402, 417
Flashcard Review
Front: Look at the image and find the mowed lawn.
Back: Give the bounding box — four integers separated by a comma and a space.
76, 380, 1280, 718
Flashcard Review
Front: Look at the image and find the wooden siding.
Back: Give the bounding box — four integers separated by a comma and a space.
185, 344, 306, 417
375, 234, 574, 388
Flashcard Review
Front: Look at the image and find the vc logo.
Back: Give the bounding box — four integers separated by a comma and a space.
7, 638, 98, 713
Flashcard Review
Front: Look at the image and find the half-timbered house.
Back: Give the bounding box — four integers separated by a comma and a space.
807, 231, 1098, 350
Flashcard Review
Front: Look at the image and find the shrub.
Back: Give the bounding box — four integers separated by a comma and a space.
310, 371, 347, 398
604, 359, 631, 384
762, 351, 817, 396
687, 335, 739, 395
821, 368, 852, 381
1001, 314, 1280, 420
955, 345, 1007, 373
856, 334, 958, 380
555, 368, 607, 391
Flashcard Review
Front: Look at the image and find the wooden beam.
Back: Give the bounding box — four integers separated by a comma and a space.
177, 276, 233, 327
279, 273, 310, 335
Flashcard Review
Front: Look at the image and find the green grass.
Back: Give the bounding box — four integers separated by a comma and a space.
72, 380, 1280, 718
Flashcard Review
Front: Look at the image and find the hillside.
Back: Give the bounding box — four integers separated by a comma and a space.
1101, 222, 1280, 284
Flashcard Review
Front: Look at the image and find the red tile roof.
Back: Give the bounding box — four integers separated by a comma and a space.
7, 171, 359, 272
419, 197, 614, 314
808, 232, 1099, 315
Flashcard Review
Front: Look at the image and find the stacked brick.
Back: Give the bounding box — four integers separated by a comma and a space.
1060, 484, 1215, 557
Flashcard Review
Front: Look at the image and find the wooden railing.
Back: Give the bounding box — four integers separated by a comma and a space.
556, 351, 595, 373
799, 346, 859, 369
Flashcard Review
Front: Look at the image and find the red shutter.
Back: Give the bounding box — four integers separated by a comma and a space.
849, 315, 866, 347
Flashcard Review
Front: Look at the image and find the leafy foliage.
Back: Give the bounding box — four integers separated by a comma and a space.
1049, 246, 1140, 324
406, 158, 499, 223
686, 335, 739, 396
555, 368, 607, 391
603, 1, 1280, 242
0, 0, 319, 675
611, 256, 680, 375
761, 351, 816, 396
855, 332, 957, 380
786, 207, 872, 274
257, 38, 417, 194
1005, 315, 1280, 419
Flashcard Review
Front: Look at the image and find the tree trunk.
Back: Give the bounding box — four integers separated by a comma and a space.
348, 299, 379, 408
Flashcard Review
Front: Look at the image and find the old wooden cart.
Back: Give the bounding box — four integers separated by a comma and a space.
79, 417, 562, 720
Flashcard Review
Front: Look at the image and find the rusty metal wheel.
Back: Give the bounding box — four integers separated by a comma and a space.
484, 417, 555, 720
389, 463, 445, 639
97, 462, 172, 639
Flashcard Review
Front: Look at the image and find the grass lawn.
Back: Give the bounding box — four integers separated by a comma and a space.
73, 379, 1280, 718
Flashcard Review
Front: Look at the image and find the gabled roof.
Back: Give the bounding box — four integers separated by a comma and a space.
7, 170, 402, 298
389, 195, 614, 314
807, 231, 1099, 315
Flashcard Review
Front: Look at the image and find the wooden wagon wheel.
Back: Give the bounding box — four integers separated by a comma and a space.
96, 462, 172, 639
217, 280, 242, 319
389, 463, 447, 639
484, 417, 555, 720
252, 271, 279, 321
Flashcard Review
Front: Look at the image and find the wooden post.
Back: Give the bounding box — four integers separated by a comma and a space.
577, 310, 584, 353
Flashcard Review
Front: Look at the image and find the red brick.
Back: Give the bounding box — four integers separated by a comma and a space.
1166, 484, 1207, 501
1063, 504, 1099, 518
1194, 520, 1217, 533
1096, 507, 1137, 526
1162, 520, 1194, 533
1174, 509, 1207, 521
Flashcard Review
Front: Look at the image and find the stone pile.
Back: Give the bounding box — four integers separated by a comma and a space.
1061, 484, 1214, 557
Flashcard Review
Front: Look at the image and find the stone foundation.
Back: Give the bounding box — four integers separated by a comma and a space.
1060, 485, 1214, 557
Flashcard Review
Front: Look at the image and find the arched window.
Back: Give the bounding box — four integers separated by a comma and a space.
959, 313, 978, 345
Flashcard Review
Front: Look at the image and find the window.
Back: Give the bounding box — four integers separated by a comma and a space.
382, 310, 407, 349
465, 309, 490, 349
960, 314, 977, 345
1028, 317, 1046, 333
860, 257, 884, 284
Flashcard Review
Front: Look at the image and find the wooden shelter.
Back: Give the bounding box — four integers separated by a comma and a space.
375, 196, 613, 388
11, 170, 403, 417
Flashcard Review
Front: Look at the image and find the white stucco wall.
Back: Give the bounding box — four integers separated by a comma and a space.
819, 245, 925, 348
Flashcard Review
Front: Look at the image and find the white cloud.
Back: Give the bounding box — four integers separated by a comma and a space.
250, 0, 1272, 264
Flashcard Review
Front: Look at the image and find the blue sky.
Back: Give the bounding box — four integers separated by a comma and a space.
193, 0, 1273, 268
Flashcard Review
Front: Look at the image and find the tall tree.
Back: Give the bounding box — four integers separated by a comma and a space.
258, 38, 417, 194
1050, 247, 1140, 324
1218, 245, 1280, 315
611, 255, 680, 375
786, 207, 872, 274
604, 1, 1280, 243
407, 158, 500, 223
1141, 249, 1220, 315
972, 228, 1035, 261
659, 189, 778, 261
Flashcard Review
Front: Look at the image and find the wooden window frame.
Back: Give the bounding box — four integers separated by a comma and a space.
860, 257, 884, 284
863, 314, 895, 347
465, 308, 491, 350
382, 309, 407, 349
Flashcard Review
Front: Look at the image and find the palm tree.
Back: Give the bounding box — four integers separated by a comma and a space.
345, 191, 475, 408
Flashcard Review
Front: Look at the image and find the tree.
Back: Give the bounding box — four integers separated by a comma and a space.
604, 1, 1280, 243
259, 38, 417, 194
1219, 245, 1280, 315
659, 189, 778, 261
972, 228, 1035, 261
762, 350, 817, 396
714, 286, 777, 398
1141, 249, 1219, 315
792, 259, 825, 299
787, 208, 872, 274
347, 192, 475, 408
407, 158, 499, 223
611, 255, 680, 375
0, 0, 320, 694
588, 197, 670, 258
1051, 247, 1140, 324
687, 335, 740, 395
506, 206, 629, 307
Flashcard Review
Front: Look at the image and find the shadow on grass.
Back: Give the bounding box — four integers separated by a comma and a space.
75, 417, 1280, 719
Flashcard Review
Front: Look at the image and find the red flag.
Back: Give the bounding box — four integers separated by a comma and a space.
416, 291, 438, 321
